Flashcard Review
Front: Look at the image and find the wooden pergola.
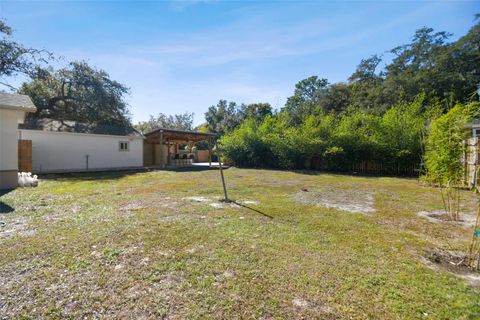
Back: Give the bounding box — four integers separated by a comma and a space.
143, 128, 216, 167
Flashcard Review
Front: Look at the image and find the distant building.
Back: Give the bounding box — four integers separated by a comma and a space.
465, 120, 480, 137
0, 93, 36, 189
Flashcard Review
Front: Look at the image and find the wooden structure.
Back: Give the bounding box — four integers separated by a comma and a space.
143, 128, 216, 167
18, 139, 32, 172
464, 137, 479, 187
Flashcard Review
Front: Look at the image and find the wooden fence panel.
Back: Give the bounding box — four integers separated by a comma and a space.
308, 157, 419, 176
351, 160, 419, 176
196, 150, 210, 162
18, 140, 32, 173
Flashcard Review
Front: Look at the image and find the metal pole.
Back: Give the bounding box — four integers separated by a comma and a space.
215, 140, 229, 202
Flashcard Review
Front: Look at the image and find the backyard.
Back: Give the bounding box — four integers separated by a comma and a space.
0, 168, 479, 319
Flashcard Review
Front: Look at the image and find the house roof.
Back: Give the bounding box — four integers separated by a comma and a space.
465, 119, 480, 129
146, 127, 216, 136
0, 92, 36, 112
20, 118, 143, 138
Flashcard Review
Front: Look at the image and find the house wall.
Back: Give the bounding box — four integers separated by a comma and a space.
0, 109, 26, 189
19, 129, 144, 173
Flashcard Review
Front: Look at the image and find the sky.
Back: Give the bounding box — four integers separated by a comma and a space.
0, 0, 478, 125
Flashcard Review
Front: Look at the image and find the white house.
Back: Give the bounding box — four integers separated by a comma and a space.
19, 118, 144, 173
466, 120, 480, 137
0, 93, 37, 189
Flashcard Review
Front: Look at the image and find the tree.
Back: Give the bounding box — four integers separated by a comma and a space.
135, 112, 194, 134
243, 103, 272, 122
282, 76, 329, 125
19, 61, 131, 126
349, 55, 382, 83
317, 83, 351, 114
424, 102, 479, 220
204, 100, 245, 135
0, 19, 51, 89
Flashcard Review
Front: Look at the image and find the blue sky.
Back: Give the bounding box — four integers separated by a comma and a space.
0, 0, 478, 125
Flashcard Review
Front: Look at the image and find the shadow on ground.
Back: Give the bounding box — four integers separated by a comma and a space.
38, 166, 220, 182
0, 189, 14, 214
231, 200, 274, 219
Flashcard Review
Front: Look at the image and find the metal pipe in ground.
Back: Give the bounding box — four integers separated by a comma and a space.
215, 141, 229, 202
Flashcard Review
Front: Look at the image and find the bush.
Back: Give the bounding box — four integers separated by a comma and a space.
220, 97, 428, 173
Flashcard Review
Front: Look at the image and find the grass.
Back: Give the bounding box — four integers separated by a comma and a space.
0, 168, 479, 319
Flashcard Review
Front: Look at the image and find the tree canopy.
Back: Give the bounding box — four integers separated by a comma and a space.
0, 19, 130, 126
134, 112, 194, 134
0, 19, 51, 89
204, 100, 272, 135
19, 62, 131, 126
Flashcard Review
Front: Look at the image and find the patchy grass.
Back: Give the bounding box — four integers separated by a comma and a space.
0, 168, 479, 319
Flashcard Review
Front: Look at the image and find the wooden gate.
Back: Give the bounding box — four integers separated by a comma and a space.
18, 139, 32, 172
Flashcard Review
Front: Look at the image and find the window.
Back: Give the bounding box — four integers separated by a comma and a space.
475, 129, 480, 137
119, 141, 129, 151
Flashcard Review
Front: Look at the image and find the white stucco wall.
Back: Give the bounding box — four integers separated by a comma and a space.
0, 109, 25, 171
0, 109, 27, 189
19, 129, 144, 173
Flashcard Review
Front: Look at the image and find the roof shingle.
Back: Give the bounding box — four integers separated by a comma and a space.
0, 92, 36, 112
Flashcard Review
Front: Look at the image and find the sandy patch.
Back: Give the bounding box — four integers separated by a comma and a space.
184, 196, 259, 209
293, 187, 376, 215
184, 196, 212, 203
119, 199, 181, 213
0, 216, 35, 239
238, 200, 259, 205
292, 297, 333, 314
209, 202, 240, 209
417, 210, 477, 228
120, 202, 147, 211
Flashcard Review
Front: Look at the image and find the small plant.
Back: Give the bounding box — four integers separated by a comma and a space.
424, 104, 476, 220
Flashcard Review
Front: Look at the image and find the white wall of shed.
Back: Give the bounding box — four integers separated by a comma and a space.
19, 129, 144, 173
0, 108, 26, 171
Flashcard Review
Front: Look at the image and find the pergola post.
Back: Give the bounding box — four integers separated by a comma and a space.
208, 137, 212, 167
159, 131, 164, 168
167, 140, 171, 166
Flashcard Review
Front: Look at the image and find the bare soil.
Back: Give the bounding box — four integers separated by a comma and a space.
292, 187, 376, 215
417, 210, 477, 228
0, 216, 35, 239
423, 248, 480, 287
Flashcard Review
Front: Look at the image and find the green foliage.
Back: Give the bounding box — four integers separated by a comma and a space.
0, 19, 52, 89
243, 103, 272, 122
19, 62, 131, 126
282, 76, 329, 125
135, 112, 194, 133
221, 97, 427, 172
0, 19, 128, 126
204, 100, 273, 135
204, 100, 245, 135
220, 19, 480, 174
424, 103, 479, 186
423, 102, 480, 219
